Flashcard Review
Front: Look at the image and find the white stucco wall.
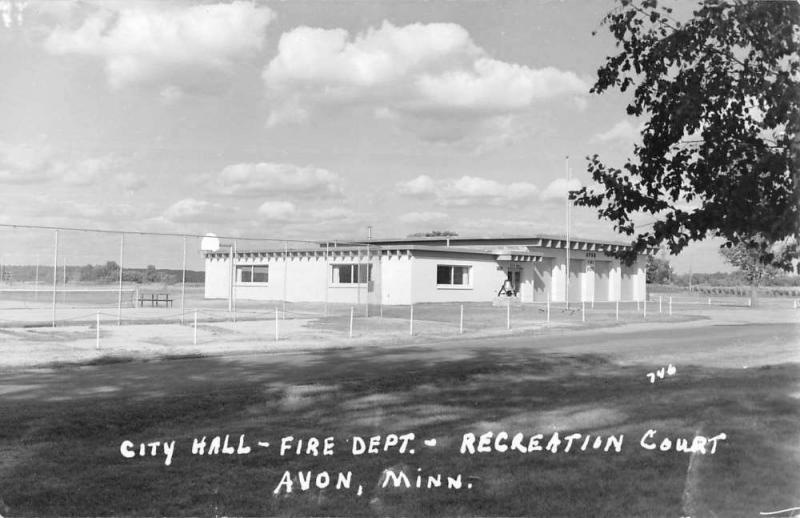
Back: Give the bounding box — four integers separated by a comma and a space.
408, 253, 506, 304
204, 246, 647, 306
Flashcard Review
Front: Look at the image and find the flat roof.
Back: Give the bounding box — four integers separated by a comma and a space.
361, 233, 634, 248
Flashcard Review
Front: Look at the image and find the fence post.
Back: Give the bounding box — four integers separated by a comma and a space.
180, 236, 187, 325
193, 309, 198, 345
643, 299, 647, 319
748, 297, 752, 307
659, 295, 662, 313
669, 296, 673, 316
459, 304, 464, 334
409, 305, 414, 336
615, 299, 619, 321
708, 297, 711, 305
636, 299, 640, 312
506, 302, 511, 330
117, 233, 124, 326
275, 307, 279, 342
96, 311, 100, 350
581, 300, 585, 322
52, 229, 58, 328
349, 307, 354, 338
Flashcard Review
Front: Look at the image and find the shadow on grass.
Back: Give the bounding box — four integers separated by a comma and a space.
0, 338, 798, 517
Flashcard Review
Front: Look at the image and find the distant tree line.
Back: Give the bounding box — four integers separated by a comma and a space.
0, 262, 204, 285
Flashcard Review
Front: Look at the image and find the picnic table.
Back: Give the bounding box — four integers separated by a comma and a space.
138, 292, 173, 308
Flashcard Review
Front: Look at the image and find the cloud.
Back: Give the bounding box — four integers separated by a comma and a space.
263, 21, 588, 143
397, 174, 539, 207
0, 138, 55, 183
218, 162, 343, 198
163, 197, 229, 224
540, 177, 582, 202
57, 154, 118, 185
399, 211, 449, 224
43, 1, 273, 91
257, 200, 296, 221
593, 120, 642, 142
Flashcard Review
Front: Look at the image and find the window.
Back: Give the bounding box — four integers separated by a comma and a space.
436, 265, 471, 286
237, 265, 268, 283
331, 264, 372, 284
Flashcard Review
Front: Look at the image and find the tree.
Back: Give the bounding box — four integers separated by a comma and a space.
572, 0, 799, 268
719, 234, 782, 306
407, 230, 459, 237
646, 256, 674, 284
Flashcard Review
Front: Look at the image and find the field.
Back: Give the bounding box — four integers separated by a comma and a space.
0, 295, 798, 516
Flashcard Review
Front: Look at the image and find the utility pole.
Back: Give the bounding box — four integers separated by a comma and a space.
565, 155, 571, 309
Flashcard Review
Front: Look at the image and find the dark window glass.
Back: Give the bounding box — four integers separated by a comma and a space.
437, 265, 451, 284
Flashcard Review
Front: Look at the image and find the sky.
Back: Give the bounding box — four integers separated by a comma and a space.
0, 0, 732, 272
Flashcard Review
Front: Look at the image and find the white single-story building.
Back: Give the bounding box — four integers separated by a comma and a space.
204, 235, 649, 305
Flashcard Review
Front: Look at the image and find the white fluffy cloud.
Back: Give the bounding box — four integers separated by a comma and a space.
43, 1, 273, 90
593, 120, 643, 142
540, 177, 582, 202
218, 162, 343, 198
263, 21, 588, 142
397, 174, 540, 207
397, 174, 582, 207
163, 198, 222, 223
399, 211, 449, 224
257, 200, 296, 221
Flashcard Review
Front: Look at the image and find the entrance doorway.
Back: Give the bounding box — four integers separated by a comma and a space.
499, 266, 522, 297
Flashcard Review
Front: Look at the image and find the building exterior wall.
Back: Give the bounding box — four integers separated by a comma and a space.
408, 252, 506, 304
379, 254, 412, 305
204, 242, 648, 305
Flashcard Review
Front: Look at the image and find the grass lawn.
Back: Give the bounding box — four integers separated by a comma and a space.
1, 333, 798, 517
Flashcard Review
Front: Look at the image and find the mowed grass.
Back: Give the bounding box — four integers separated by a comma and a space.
1, 342, 798, 517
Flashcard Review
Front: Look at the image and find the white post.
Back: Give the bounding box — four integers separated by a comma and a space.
459, 304, 464, 334
275, 307, 279, 342
506, 302, 511, 330
615, 299, 619, 321
659, 295, 662, 313
180, 235, 187, 325
546, 294, 550, 324
708, 297, 711, 305
565, 155, 571, 310
228, 244, 234, 312
117, 233, 124, 326
193, 309, 198, 345
52, 230, 58, 328
669, 296, 673, 316
365, 244, 370, 318
636, 299, 640, 312
35, 255, 39, 300
282, 241, 288, 317
96, 311, 100, 350
232, 240, 237, 322
581, 300, 585, 322
409, 304, 414, 336
748, 297, 752, 307
349, 307, 354, 338
643, 299, 647, 319
324, 242, 329, 317
380, 304, 383, 319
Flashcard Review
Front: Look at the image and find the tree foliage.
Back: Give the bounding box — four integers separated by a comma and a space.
573, 0, 799, 267
646, 256, 674, 283
719, 237, 779, 287
407, 230, 459, 237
